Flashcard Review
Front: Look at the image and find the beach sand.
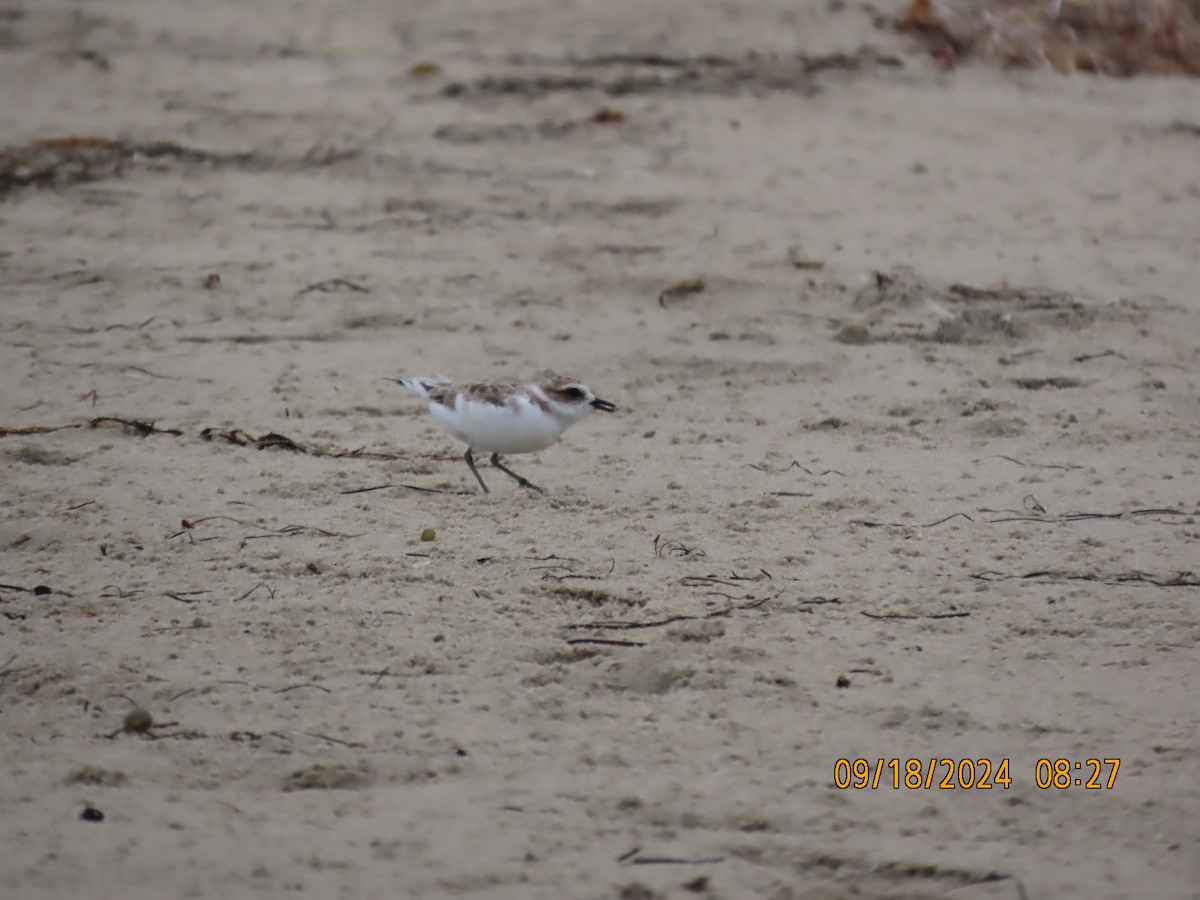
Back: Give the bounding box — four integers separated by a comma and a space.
2, 2, 1198, 897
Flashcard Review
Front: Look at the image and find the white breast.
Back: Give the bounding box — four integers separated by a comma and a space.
429, 395, 566, 454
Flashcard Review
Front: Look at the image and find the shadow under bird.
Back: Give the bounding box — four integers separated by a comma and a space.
391, 373, 616, 493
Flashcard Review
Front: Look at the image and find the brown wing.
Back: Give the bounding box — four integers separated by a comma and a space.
427, 381, 524, 408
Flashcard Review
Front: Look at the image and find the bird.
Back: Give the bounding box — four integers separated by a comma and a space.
390, 373, 616, 493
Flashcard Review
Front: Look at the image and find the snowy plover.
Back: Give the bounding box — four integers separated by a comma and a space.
391, 374, 616, 493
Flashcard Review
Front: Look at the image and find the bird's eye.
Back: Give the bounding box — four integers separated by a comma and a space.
563, 387, 584, 400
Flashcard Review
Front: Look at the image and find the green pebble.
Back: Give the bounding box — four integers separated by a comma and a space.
420, 528, 436, 542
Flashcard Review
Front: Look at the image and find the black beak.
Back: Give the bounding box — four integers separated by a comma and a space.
590, 398, 616, 412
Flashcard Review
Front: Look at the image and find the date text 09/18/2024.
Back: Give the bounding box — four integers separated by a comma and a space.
833, 758, 1121, 791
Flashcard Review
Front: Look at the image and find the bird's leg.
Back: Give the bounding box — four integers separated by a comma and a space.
490, 453, 545, 493
464, 448, 490, 494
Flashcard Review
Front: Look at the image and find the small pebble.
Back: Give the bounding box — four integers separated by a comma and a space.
123, 709, 153, 734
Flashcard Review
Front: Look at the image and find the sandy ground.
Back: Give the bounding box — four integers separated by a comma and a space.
2, 2, 1199, 898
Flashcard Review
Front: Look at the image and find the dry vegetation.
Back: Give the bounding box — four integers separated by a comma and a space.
894, 0, 1200, 74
